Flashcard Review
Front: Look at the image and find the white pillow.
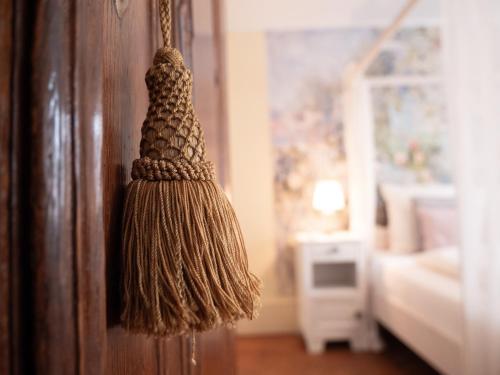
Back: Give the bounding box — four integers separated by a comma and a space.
381, 184, 455, 253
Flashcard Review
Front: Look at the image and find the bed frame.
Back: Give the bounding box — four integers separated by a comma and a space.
373, 291, 462, 375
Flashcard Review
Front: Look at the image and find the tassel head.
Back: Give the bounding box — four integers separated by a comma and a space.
132, 47, 215, 182
140, 47, 206, 163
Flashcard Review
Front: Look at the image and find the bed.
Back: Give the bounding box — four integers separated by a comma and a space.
371, 248, 463, 375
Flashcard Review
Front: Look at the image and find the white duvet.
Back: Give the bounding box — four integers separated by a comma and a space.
415, 246, 461, 279
372, 249, 462, 344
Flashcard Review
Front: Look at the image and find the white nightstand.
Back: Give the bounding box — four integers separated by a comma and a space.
295, 232, 368, 353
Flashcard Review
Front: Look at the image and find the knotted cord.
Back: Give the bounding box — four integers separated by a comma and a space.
159, 0, 172, 47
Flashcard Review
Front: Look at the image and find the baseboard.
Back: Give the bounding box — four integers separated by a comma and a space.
237, 296, 299, 335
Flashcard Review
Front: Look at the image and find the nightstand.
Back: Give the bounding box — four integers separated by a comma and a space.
295, 232, 366, 353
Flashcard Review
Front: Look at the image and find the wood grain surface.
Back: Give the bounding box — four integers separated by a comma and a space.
31, 1, 76, 373
1, 0, 235, 374
236, 334, 440, 375
0, 0, 13, 372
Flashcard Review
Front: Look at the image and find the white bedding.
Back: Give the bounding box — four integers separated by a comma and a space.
372, 251, 462, 344
415, 247, 461, 279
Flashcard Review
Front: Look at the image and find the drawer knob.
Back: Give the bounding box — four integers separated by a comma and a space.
328, 247, 339, 254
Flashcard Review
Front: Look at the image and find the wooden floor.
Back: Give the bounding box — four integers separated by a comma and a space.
236, 332, 439, 375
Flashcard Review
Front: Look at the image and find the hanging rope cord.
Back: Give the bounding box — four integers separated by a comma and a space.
159, 0, 172, 47
158, 0, 198, 365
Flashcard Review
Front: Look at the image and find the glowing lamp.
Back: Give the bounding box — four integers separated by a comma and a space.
312, 180, 345, 215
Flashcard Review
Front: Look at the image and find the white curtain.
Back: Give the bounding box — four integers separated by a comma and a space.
443, 1, 500, 374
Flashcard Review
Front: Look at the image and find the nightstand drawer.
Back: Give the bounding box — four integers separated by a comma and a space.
312, 298, 362, 321
307, 243, 359, 261
311, 262, 357, 288
313, 318, 359, 335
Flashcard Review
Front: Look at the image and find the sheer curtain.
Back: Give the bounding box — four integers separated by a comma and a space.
443, 1, 500, 374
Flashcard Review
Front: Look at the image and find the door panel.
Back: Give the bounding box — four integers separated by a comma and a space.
31, 1, 77, 373
74, 1, 106, 374
2, 0, 235, 373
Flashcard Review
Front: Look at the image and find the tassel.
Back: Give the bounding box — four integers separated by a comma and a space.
120, 11, 260, 336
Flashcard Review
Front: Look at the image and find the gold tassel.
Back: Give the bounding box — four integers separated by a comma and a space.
120, 1, 260, 336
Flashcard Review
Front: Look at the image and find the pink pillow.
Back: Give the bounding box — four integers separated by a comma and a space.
415, 198, 458, 251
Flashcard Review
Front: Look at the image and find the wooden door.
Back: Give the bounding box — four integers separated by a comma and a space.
0, 0, 236, 374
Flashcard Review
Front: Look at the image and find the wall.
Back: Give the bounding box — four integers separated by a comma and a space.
226, 0, 440, 31
225, 32, 294, 334
224, 0, 442, 335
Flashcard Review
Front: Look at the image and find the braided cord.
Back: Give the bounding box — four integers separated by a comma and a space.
159, 0, 172, 47
131, 158, 215, 181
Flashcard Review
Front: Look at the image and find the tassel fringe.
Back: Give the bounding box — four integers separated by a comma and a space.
121, 179, 261, 336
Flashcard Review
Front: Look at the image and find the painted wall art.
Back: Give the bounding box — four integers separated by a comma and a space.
367, 27, 452, 184
266, 27, 449, 295
266, 29, 376, 294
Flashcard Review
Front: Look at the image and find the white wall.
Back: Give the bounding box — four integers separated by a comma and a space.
443, 1, 500, 373
225, 33, 299, 334
226, 0, 441, 32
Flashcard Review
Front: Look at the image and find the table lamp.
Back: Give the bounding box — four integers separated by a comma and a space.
312, 179, 345, 215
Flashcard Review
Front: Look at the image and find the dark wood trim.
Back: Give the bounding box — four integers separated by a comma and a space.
211, 0, 231, 189
174, 0, 194, 69
0, 0, 14, 372
198, 328, 236, 375
73, 1, 107, 374
30, 1, 77, 373
4, 1, 36, 374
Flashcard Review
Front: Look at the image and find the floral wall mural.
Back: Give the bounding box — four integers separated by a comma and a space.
371, 84, 451, 183
266, 27, 448, 295
367, 27, 442, 76
367, 27, 452, 184
266, 30, 377, 294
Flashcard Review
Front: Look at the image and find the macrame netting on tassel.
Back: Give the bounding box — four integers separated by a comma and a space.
120, 1, 260, 336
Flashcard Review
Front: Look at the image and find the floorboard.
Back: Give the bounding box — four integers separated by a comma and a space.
236, 331, 439, 375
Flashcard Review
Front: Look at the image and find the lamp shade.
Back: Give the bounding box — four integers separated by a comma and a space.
312, 180, 345, 215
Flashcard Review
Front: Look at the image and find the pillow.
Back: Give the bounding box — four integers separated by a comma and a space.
415, 246, 460, 279
381, 184, 455, 253
415, 198, 458, 251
